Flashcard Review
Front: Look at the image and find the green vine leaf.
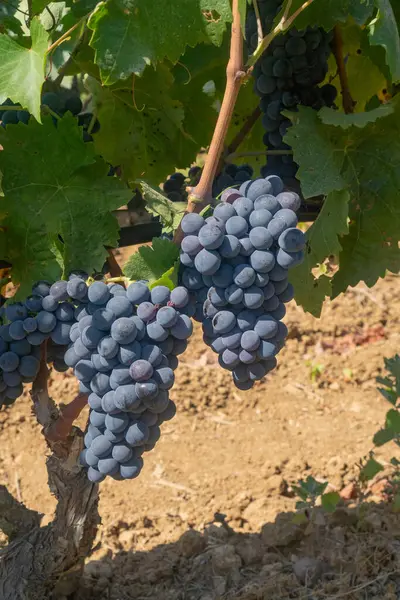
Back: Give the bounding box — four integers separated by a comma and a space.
359, 456, 384, 482
138, 181, 186, 234
289, 190, 349, 317
171, 41, 228, 152
373, 427, 395, 446
385, 408, 400, 433
368, 0, 400, 82
319, 103, 394, 129
0, 115, 131, 297
88, 0, 232, 85
0, 18, 49, 121
285, 103, 400, 299
321, 491, 340, 512
123, 237, 180, 283
87, 68, 197, 184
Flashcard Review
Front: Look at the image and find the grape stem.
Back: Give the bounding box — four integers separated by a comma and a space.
46, 14, 89, 55
27, 0, 32, 23
105, 276, 130, 284
246, 0, 315, 68
253, 0, 264, 46
332, 25, 355, 114
225, 149, 293, 161
174, 0, 244, 244
55, 29, 87, 86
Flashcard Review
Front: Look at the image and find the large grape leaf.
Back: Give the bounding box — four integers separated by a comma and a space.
0, 115, 131, 297
88, 0, 232, 85
368, 0, 400, 82
0, 19, 48, 121
87, 67, 197, 185
285, 103, 400, 299
319, 103, 394, 128
278, 0, 374, 31
289, 191, 349, 317
171, 41, 227, 151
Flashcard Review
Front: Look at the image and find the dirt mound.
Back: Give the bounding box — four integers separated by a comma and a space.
77, 503, 400, 600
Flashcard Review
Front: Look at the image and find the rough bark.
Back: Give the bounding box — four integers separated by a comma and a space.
0, 429, 100, 599
0, 349, 99, 599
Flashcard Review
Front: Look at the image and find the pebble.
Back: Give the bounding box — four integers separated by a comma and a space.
210, 544, 242, 574
179, 529, 206, 557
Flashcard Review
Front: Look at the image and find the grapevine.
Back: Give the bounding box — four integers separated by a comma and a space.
0, 0, 398, 596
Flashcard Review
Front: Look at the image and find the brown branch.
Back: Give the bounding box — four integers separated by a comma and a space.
31, 342, 87, 445
46, 394, 88, 442
106, 248, 123, 277
173, 0, 244, 245
332, 25, 355, 114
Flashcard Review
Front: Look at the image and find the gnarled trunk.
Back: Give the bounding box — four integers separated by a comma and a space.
0, 428, 99, 599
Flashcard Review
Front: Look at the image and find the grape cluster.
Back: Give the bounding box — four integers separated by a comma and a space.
71, 282, 193, 482
0, 277, 81, 406
0, 93, 99, 143
162, 164, 254, 203
179, 174, 305, 390
246, 2, 336, 180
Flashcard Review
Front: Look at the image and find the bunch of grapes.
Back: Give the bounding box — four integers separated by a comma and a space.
162, 164, 255, 203
63, 281, 193, 482
0, 276, 83, 407
179, 173, 304, 390
0, 92, 99, 142
246, 2, 336, 180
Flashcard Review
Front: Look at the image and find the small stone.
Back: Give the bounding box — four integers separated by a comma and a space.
180, 529, 206, 557
119, 529, 135, 546
85, 560, 113, 579
95, 577, 109, 591
340, 482, 358, 500
211, 544, 242, 574
233, 490, 252, 510
266, 474, 285, 494
235, 536, 263, 565
261, 513, 304, 547
292, 556, 325, 585
204, 523, 230, 543
329, 381, 340, 391
242, 497, 268, 522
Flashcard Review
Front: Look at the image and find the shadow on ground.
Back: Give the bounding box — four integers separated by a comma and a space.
73, 501, 400, 600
